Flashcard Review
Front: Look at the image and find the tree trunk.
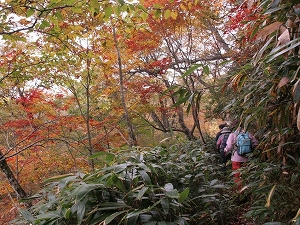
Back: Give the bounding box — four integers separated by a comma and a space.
0, 151, 27, 199
113, 25, 137, 147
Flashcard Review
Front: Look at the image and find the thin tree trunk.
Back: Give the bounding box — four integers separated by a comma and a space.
85, 56, 95, 171
112, 25, 137, 147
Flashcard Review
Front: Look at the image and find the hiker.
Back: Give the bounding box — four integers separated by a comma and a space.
215, 123, 227, 143
224, 126, 258, 191
216, 126, 232, 165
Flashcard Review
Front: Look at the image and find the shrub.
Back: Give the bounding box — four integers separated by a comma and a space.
14, 141, 235, 225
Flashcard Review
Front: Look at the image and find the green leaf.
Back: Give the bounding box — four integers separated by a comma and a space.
90, 151, 114, 159
203, 65, 209, 75
158, 222, 168, 225
26, 8, 35, 17
173, 94, 190, 107
64, 208, 71, 219
179, 188, 189, 203
137, 186, 149, 200
164, 9, 171, 19
182, 64, 203, 78
43, 173, 75, 183
90, 0, 100, 8
140, 11, 148, 21
65, 0, 77, 5
161, 197, 169, 214
77, 198, 89, 224
54, 12, 64, 21
18, 209, 35, 222
127, 214, 139, 225
104, 5, 113, 18
154, 9, 161, 18
138, 170, 152, 185
164, 183, 179, 198
56, 175, 78, 190
111, 174, 125, 192
144, 222, 157, 225
36, 212, 61, 220
39, 20, 51, 29
267, 38, 300, 62
104, 210, 127, 224
97, 202, 129, 211
74, 183, 103, 200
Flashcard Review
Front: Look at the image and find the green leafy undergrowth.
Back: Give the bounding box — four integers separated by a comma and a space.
239, 155, 300, 225
14, 140, 236, 225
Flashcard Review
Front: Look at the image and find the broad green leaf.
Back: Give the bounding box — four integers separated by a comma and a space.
126, 208, 149, 219
77, 198, 88, 224
164, 183, 179, 198
36, 211, 61, 220
74, 183, 103, 200
90, 0, 100, 9
57, 175, 78, 190
18, 209, 35, 222
44, 173, 75, 183
64, 208, 71, 219
127, 214, 139, 225
111, 174, 125, 192
178, 188, 189, 203
154, 9, 161, 18
54, 12, 63, 21
182, 64, 203, 78
137, 186, 149, 200
138, 170, 152, 185
39, 20, 51, 29
26, 8, 35, 17
161, 197, 169, 214
114, 5, 121, 16
97, 202, 129, 210
173, 94, 190, 107
104, 210, 127, 224
105, 5, 113, 18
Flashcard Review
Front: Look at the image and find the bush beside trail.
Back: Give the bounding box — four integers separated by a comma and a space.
13, 140, 300, 225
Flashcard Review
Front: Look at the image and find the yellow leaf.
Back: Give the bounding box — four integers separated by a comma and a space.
171, 11, 178, 20
180, 4, 187, 11
297, 109, 300, 130
265, 185, 276, 207
164, 9, 171, 19
292, 208, 300, 222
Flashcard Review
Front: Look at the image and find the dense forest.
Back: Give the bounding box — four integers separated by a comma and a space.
0, 0, 299, 224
